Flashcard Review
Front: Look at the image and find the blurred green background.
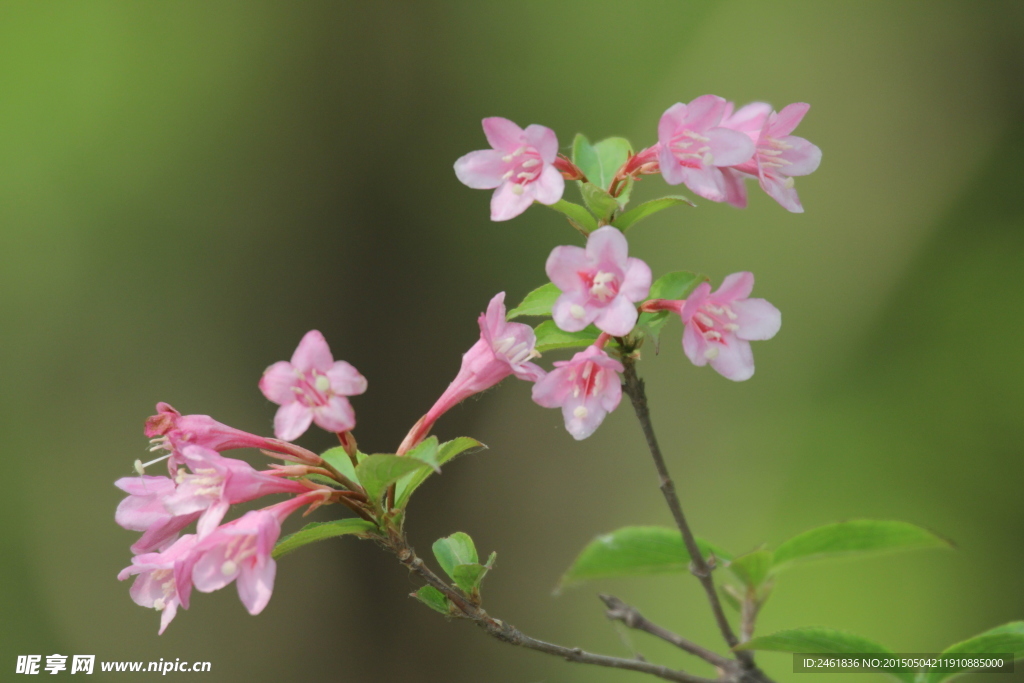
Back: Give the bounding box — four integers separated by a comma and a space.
1, 1, 1022, 681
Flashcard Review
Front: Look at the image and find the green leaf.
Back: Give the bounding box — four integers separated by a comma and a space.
432, 532, 478, 581
635, 271, 708, 345
737, 628, 913, 683
507, 283, 561, 319
772, 520, 953, 571
545, 199, 598, 234
394, 437, 486, 509
730, 548, 774, 588
926, 622, 1024, 683
533, 319, 602, 353
452, 563, 488, 595
406, 436, 440, 472
413, 585, 451, 615
718, 584, 743, 613
613, 196, 696, 231
572, 134, 600, 184
320, 446, 360, 487
593, 137, 633, 190
272, 518, 379, 559
354, 453, 431, 504
558, 526, 731, 591
579, 182, 620, 222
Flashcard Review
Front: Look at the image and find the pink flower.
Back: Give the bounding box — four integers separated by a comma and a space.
259, 330, 367, 442
185, 493, 318, 616
117, 534, 197, 634
725, 103, 822, 213
115, 476, 201, 554
657, 95, 756, 203
399, 292, 544, 453
649, 272, 780, 381
532, 344, 623, 440
454, 117, 565, 221
546, 226, 651, 336
145, 402, 315, 473
163, 445, 309, 537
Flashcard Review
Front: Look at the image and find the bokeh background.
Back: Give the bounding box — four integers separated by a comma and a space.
2, 1, 1022, 681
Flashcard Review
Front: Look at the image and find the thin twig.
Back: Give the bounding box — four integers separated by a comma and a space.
390, 539, 717, 683
619, 354, 754, 669
600, 594, 733, 670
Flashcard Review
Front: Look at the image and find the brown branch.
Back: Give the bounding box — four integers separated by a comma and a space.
600, 594, 733, 670
619, 353, 755, 670
390, 539, 717, 683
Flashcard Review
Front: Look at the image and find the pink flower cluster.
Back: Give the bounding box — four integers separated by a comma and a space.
454, 98, 819, 219
119, 331, 366, 632
119, 403, 334, 632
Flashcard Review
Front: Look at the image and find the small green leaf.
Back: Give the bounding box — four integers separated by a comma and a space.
772, 520, 953, 571
592, 137, 633, 190
558, 526, 731, 590
413, 585, 451, 615
572, 134, 600, 184
737, 628, 912, 683
545, 199, 598, 234
613, 196, 696, 232
926, 622, 1024, 683
394, 437, 486, 509
533, 320, 603, 353
580, 182, 621, 222
452, 563, 489, 596
320, 446, 361, 487
272, 518, 379, 559
432, 532, 478, 580
406, 436, 440, 472
730, 548, 774, 588
355, 453, 431, 504
718, 584, 743, 613
507, 283, 561, 319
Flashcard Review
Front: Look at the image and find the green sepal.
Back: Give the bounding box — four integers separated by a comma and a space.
413, 585, 452, 615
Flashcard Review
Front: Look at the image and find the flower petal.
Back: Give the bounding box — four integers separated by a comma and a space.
531, 368, 572, 408
325, 361, 367, 397
530, 165, 565, 205
779, 136, 821, 176
657, 139, 686, 186
523, 124, 559, 162
237, 561, 276, 615
454, 149, 509, 189
482, 117, 524, 152
721, 168, 749, 208
678, 166, 727, 202
722, 102, 772, 138
709, 338, 755, 381
490, 182, 534, 221
657, 103, 689, 144
290, 330, 333, 373
273, 402, 313, 442
551, 292, 595, 332
682, 322, 709, 367
593, 294, 639, 336
760, 175, 804, 213
706, 127, 755, 167
312, 395, 356, 433
619, 257, 652, 302
561, 397, 607, 440
584, 226, 629, 267
770, 103, 810, 137
545, 245, 589, 292
714, 272, 754, 301
259, 361, 298, 405
732, 298, 781, 341
683, 94, 727, 131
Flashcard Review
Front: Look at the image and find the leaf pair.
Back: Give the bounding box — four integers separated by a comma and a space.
415, 532, 496, 614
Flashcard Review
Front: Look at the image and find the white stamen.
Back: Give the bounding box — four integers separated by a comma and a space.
573, 387, 580, 398
511, 146, 526, 157
569, 304, 586, 320
696, 312, 715, 327
493, 336, 515, 354
703, 330, 723, 341
517, 171, 539, 181
501, 155, 513, 163
136, 453, 171, 474
581, 364, 592, 380
221, 560, 238, 576
724, 306, 738, 320
704, 347, 720, 361
521, 158, 540, 168
590, 270, 617, 301
702, 152, 714, 166
314, 375, 331, 393
511, 184, 524, 195
724, 323, 740, 332
153, 598, 165, 611
706, 305, 725, 315
783, 176, 795, 189
684, 130, 711, 142
573, 406, 589, 419
501, 169, 513, 180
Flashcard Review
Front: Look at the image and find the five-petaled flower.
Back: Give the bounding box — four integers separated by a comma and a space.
546, 226, 651, 337
721, 102, 821, 213
657, 95, 756, 203
117, 534, 198, 634
454, 117, 565, 221
259, 330, 367, 442
645, 272, 780, 381
532, 343, 623, 440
